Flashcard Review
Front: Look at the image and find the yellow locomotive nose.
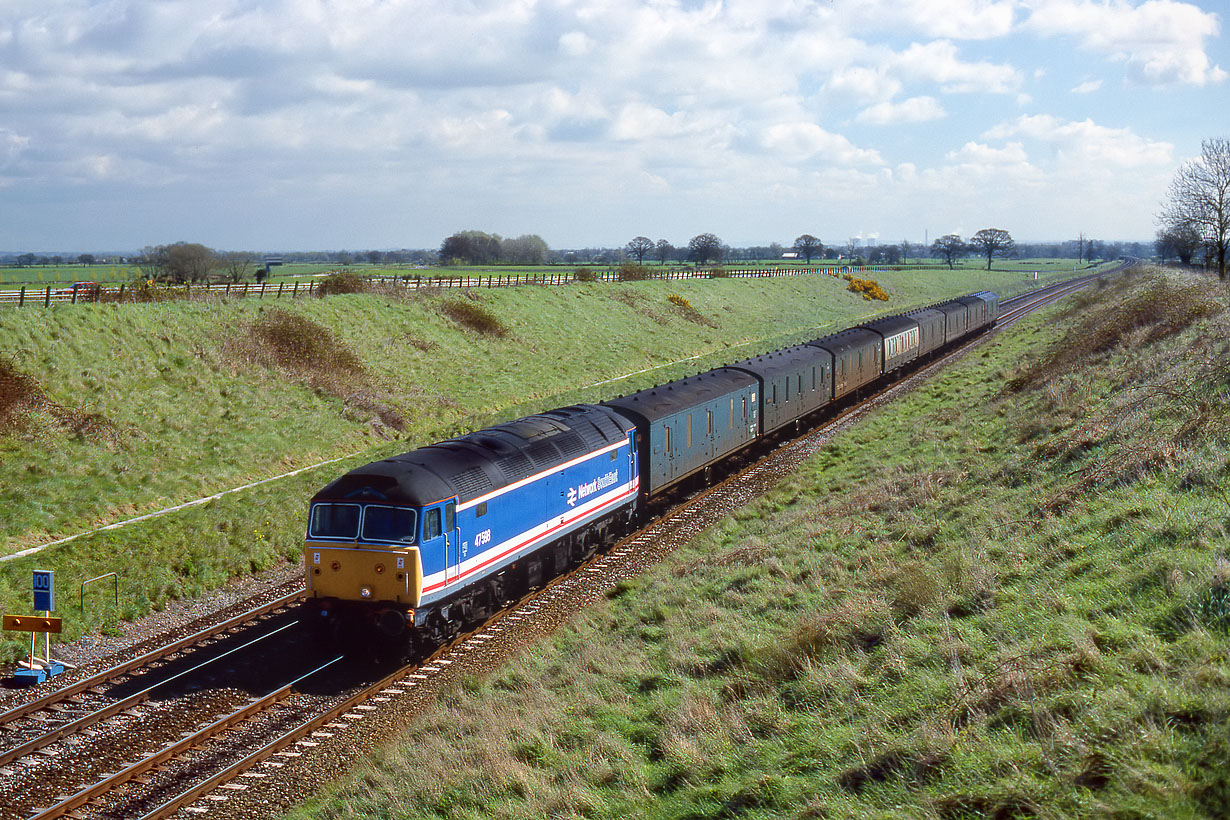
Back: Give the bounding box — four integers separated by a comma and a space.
305, 543, 423, 607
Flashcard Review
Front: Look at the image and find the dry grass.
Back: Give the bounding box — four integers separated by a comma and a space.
0, 354, 121, 443
228, 308, 406, 432
316, 271, 370, 296
0, 355, 44, 433
1007, 274, 1223, 393
666, 293, 718, 328
439, 296, 509, 337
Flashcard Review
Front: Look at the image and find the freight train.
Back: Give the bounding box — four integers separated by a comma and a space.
303, 291, 999, 649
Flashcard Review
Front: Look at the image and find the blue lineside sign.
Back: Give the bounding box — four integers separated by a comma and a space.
33, 569, 54, 612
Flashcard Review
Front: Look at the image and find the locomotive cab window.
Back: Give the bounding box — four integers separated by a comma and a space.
309, 503, 360, 539
424, 507, 442, 541
361, 505, 417, 544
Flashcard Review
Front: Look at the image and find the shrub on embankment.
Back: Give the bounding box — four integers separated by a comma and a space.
289, 267, 1230, 820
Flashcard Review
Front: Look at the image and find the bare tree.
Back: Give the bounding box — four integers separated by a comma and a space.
653, 239, 674, 266
218, 251, 257, 283
929, 234, 966, 269
626, 236, 654, 264
688, 233, 723, 265
1160, 137, 1230, 280
793, 234, 823, 263
969, 228, 1016, 270
164, 242, 216, 283
1156, 224, 1203, 265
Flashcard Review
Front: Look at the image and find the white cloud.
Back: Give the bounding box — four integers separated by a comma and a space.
857, 96, 947, 125
0, 0, 1213, 249
760, 122, 884, 166
947, 140, 1031, 166
1022, 0, 1227, 85
826, 65, 903, 101
983, 114, 1174, 168
848, 0, 1018, 39
558, 31, 594, 57
893, 41, 1023, 93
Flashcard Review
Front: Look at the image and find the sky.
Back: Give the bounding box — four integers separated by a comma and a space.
1, 0, 1226, 254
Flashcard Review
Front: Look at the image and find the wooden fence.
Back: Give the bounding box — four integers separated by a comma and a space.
0, 265, 942, 308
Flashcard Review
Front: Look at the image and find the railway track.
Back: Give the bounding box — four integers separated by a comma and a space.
1, 272, 1119, 820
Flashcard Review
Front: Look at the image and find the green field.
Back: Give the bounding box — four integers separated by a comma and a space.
284, 266, 1230, 820
0, 257, 1112, 288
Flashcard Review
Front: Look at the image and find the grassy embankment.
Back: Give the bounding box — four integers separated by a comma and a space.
0, 268, 1047, 663
287, 267, 1229, 819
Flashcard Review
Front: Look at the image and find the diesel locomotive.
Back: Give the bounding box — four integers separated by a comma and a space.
303, 291, 999, 649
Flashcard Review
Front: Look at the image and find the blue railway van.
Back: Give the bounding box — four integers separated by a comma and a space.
934, 300, 970, 344
602, 368, 758, 498
959, 292, 1000, 331
905, 307, 947, 356
727, 344, 832, 435
808, 328, 883, 400
860, 315, 920, 375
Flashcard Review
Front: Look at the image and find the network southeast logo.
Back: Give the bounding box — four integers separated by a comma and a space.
566, 470, 619, 506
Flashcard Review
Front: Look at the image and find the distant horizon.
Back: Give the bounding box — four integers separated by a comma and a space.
0, 236, 1158, 259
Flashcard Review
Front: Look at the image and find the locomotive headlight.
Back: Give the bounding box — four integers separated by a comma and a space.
360, 586, 373, 599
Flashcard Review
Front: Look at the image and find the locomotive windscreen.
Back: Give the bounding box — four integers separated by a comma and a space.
310, 503, 360, 539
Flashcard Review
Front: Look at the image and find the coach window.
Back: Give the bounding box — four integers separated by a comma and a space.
665, 425, 672, 453
686, 415, 692, 448
707, 410, 713, 436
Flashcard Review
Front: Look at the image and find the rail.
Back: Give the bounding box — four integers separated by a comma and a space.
0, 588, 303, 727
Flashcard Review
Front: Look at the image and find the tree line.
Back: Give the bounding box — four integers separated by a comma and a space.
6, 223, 1165, 283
